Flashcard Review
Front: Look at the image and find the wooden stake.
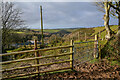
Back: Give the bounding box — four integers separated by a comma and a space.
34, 39, 40, 79
99, 31, 101, 39
78, 32, 80, 41
70, 40, 74, 70
94, 35, 98, 58
99, 45, 101, 59
23, 40, 26, 48
55, 35, 57, 46
29, 41, 32, 49
85, 33, 87, 41
69, 36, 70, 44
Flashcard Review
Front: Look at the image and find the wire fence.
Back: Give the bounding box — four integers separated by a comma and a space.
73, 40, 98, 66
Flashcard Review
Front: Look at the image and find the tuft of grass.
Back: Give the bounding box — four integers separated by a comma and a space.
16, 32, 24, 34
89, 59, 99, 64
7, 47, 31, 53
110, 60, 120, 66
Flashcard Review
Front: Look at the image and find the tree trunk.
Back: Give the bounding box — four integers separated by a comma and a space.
117, 1, 120, 54
104, 1, 112, 39
118, 14, 120, 30
118, 1, 120, 30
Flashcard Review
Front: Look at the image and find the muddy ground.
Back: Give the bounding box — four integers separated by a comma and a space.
13, 59, 120, 80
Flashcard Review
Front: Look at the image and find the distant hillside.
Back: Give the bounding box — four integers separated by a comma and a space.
14, 25, 118, 43
92, 25, 118, 39
63, 25, 118, 42
32, 28, 77, 33
63, 28, 95, 41
51, 30, 71, 37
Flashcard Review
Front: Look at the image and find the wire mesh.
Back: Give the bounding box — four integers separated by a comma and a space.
74, 41, 98, 66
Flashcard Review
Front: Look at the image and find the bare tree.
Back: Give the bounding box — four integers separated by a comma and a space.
95, 1, 120, 39
1, 2, 24, 53
95, 2, 118, 18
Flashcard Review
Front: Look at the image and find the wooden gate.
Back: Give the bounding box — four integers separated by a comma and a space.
0, 41, 74, 80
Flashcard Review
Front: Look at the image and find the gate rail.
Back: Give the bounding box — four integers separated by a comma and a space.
1, 41, 74, 80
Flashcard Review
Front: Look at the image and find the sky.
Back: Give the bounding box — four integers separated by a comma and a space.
14, 2, 118, 29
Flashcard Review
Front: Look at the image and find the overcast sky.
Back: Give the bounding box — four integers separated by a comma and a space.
14, 2, 118, 29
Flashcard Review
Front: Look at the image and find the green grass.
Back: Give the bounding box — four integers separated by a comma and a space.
89, 59, 100, 64
110, 25, 118, 32
16, 32, 25, 34
32, 28, 77, 33
91, 25, 118, 37
44, 29, 60, 33
65, 29, 78, 32
44, 29, 77, 33
90, 25, 118, 47
6, 47, 33, 53
110, 60, 120, 66
91, 26, 105, 36
99, 40, 108, 47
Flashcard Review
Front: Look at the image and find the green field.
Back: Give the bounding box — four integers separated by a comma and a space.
32, 28, 77, 33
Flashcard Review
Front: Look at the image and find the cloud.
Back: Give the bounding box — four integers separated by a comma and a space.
14, 2, 117, 29
3, 0, 107, 2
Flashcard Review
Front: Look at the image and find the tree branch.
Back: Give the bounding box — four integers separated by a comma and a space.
108, 2, 120, 12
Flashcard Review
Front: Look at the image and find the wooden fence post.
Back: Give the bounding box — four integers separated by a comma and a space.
78, 32, 80, 41
34, 39, 40, 78
99, 31, 101, 39
85, 33, 87, 41
55, 35, 57, 46
23, 40, 26, 48
69, 36, 70, 44
94, 35, 98, 58
99, 45, 101, 59
70, 40, 74, 70
29, 41, 32, 49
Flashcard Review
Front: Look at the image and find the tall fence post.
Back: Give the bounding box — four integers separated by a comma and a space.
94, 35, 98, 58
34, 39, 40, 79
70, 40, 74, 70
